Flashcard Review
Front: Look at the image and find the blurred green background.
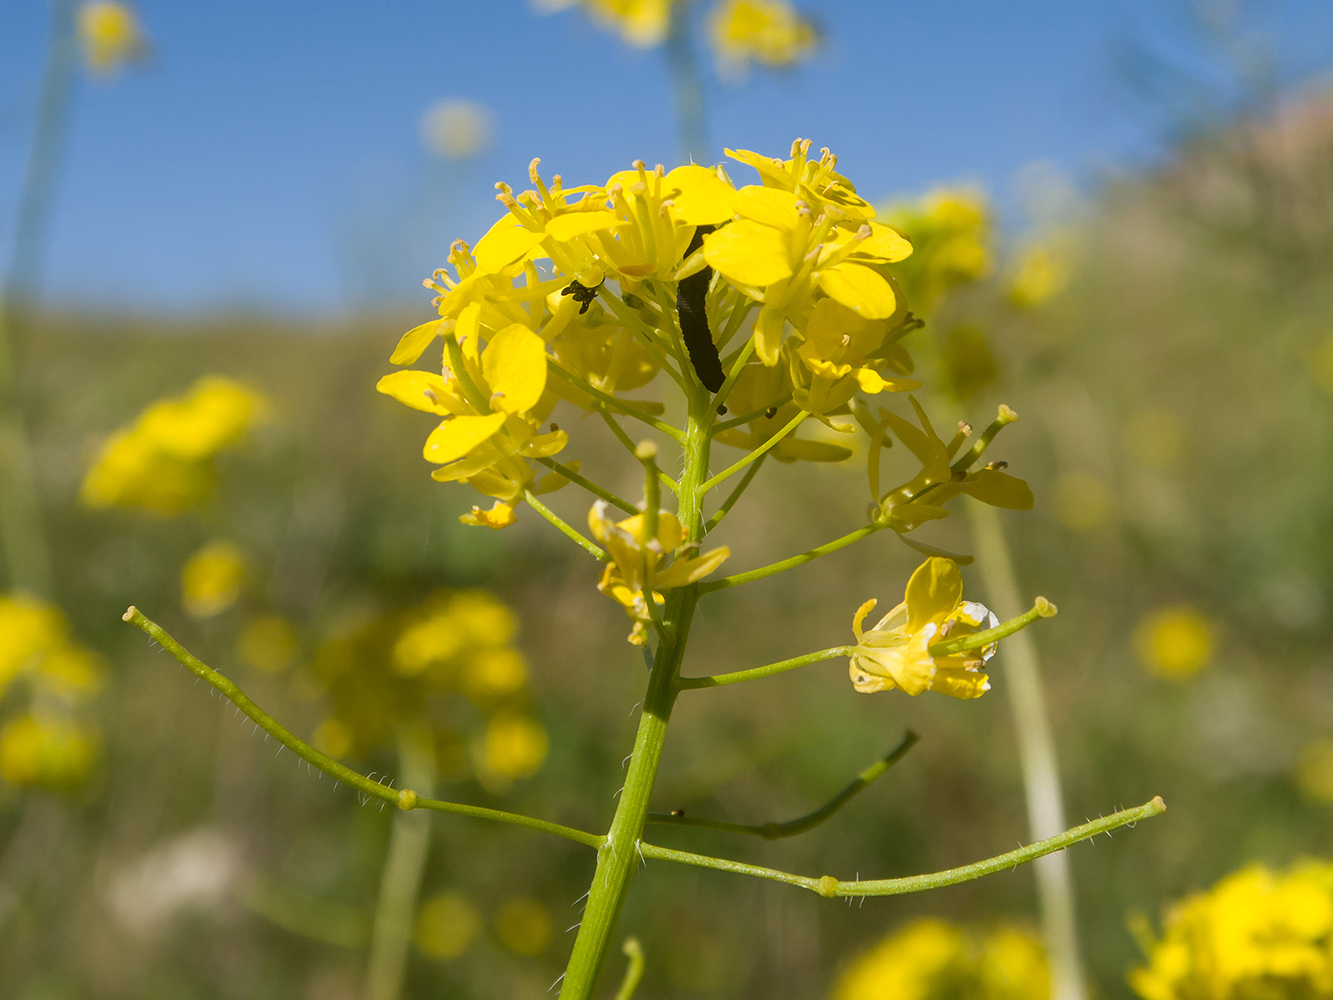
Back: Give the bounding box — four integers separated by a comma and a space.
2, 2, 1333, 999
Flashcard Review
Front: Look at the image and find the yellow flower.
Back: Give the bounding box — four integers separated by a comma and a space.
0, 593, 103, 704
77, 1, 145, 75
848, 557, 999, 699
834, 917, 1049, 1000
588, 500, 730, 644
459, 500, 518, 529
0, 712, 98, 790
81, 377, 267, 514
1008, 243, 1070, 308
537, 0, 672, 47
235, 615, 299, 673
494, 896, 554, 956
420, 99, 491, 160
475, 713, 548, 785
883, 187, 991, 316
180, 541, 247, 619
1134, 606, 1213, 680
711, 0, 817, 71
1130, 861, 1333, 1000
414, 891, 482, 960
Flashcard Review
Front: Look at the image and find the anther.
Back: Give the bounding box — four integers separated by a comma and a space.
765, 406, 778, 419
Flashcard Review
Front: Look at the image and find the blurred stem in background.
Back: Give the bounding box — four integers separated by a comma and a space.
0, 0, 78, 596
363, 723, 437, 1000
665, 0, 707, 163
968, 499, 1084, 1000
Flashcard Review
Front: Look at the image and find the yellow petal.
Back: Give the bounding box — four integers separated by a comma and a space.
481, 324, 547, 414
376, 371, 456, 414
459, 501, 517, 530
729, 185, 802, 232
904, 558, 963, 632
724, 148, 795, 190
473, 217, 544, 274
852, 598, 878, 640
817, 263, 897, 319
545, 211, 626, 241
663, 164, 736, 225
855, 222, 913, 263
422, 413, 506, 464
752, 302, 788, 366
655, 545, 730, 589
390, 319, 443, 365
704, 220, 794, 287
854, 368, 919, 394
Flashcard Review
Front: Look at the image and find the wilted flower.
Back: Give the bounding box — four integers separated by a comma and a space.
589, 500, 730, 645
833, 918, 1049, 1000
848, 557, 999, 699
1129, 861, 1333, 1000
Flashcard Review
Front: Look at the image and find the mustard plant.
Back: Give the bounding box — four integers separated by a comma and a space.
124, 140, 1165, 999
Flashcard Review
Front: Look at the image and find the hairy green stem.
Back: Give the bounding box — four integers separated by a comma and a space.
700, 522, 890, 592
522, 490, 608, 561
558, 387, 713, 1000
699, 410, 808, 494
535, 457, 638, 515
676, 645, 851, 690
702, 454, 765, 533
640, 796, 1165, 896
928, 598, 1056, 657
364, 725, 435, 1000
121, 607, 603, 849
648, 731, 917, 839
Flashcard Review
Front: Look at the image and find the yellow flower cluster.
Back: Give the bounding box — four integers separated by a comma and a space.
0, 594, 104, 790
308, 590, 546, 789
834, 918, 1049, 1000
180, 540, 248, 619
883, 188, 992, 317
77, 1, 146, 75
81, 376, 268, 515
711, 0, 818, 71
1130, 861, 1333, 1000
849, 557, 999, 700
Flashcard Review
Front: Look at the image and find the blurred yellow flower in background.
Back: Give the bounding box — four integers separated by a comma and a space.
235, 614, 299, 673
494, 895, 554, 956
420, 99, 492, 160
0, 712, 99, 790
81, 376, 268, 515
1129, 861, 1333, 1000
180, 540, 247, 619
1007, 243, 1071, 308
77, 1, 146, 75
1294, 738, 1333, 805
848, 557, 999, 700
1122, 409, 1185, 468
1135, 606, 1213, 680
474, 712, 549, 788
536, 0, 671, 47
414, 891, 482, 960
711, 0, 817, 72
1051, 471, 1113, 533
884, 188, 991, 316
833, 918, 1049, 1000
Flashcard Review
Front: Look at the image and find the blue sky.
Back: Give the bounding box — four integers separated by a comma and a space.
2, 0, 1331, 315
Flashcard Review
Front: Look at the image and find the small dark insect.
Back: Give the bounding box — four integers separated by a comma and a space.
764, 406, 778, 419
561, 277, 603, 315
676, 225, 726, 393
670, 809, 686, 817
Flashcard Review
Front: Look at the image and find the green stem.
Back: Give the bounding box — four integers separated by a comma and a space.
967, 500, 1086, 1000
364, 724, 435, 1000
548, 362, 684, 442
710, 328, 755, 413
702, 453, 764, 534
0, 0, 75, 596
443, 334, 493, 413
596, 403, 678, 499
558, 387, 713, 1000
928, 598, 1056, 657
639, 796, 1165, 896
522, 490, 608, 561
700, 522, 890, 593
121, 607, 603, 850
676, 646, 851, 690
613, 939, 646, 1000
535, 457, 638, 515
698, 410, 808, 494
712, 392, 794, 435
647, 731, 917, 839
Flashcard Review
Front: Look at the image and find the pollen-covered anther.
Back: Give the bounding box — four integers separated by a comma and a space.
528, 157, 542, 184
958, 421, 972, 435
998, 404, 1019, 422
986, 460, 1008, 470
